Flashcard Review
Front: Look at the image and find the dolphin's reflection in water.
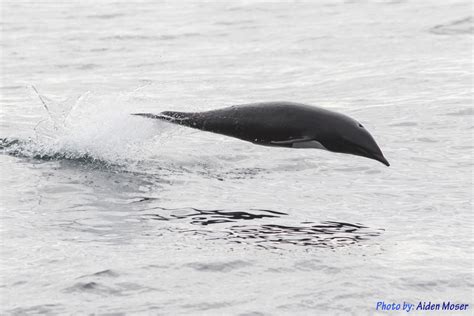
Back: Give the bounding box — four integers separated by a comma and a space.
140, 206, 383, 249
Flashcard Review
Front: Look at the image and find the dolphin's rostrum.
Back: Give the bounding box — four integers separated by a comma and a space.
133, 101, 390, 166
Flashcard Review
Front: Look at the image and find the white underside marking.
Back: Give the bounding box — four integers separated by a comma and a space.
291, 140, 328, 150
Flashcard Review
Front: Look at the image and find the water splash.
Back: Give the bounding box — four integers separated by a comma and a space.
2, 88, 168, 166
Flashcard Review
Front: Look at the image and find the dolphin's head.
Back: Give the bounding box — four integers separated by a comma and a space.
316, 115, 390, 166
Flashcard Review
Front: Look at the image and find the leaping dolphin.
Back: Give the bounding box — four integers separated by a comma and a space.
133, 101, 390, 166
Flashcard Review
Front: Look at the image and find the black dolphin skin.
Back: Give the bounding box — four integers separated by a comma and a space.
133, 101, 390, 166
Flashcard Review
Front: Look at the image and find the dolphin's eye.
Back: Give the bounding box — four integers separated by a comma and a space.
358, 123, 364, 128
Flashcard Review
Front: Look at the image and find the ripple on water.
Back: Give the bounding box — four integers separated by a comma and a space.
78, 269, 120, 278
185, 260, 252, 272
64, 269, 160, 297
86, 13, 125, 19
7, 304, 63, 315
444, 108, 473, 116
99, 33, 201, 42
64, 281, 123, 296
429, 16, 473, 35
389, 122, 418, 127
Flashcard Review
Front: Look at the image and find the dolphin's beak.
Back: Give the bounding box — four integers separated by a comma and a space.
347, 141, 390, 167
372, 153, 390, 167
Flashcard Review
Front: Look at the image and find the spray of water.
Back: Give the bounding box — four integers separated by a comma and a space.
4, 87, 169, 166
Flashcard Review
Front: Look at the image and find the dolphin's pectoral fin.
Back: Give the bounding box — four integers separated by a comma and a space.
270, 137, 312, 145
270, 138, 327, 150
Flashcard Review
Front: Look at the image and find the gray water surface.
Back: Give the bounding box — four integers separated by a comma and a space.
1, 1, 473, 315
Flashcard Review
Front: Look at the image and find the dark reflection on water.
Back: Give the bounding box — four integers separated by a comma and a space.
226, 221, 383, 249
141, 207, 383, 249
141, 207, 286, 225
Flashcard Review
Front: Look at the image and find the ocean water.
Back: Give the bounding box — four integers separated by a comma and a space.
0, 0, 472, 315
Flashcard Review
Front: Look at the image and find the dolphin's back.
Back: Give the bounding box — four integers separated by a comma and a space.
159, 102, 325, 144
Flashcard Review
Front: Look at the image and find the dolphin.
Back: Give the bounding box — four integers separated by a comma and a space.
133, 101, 390, 166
